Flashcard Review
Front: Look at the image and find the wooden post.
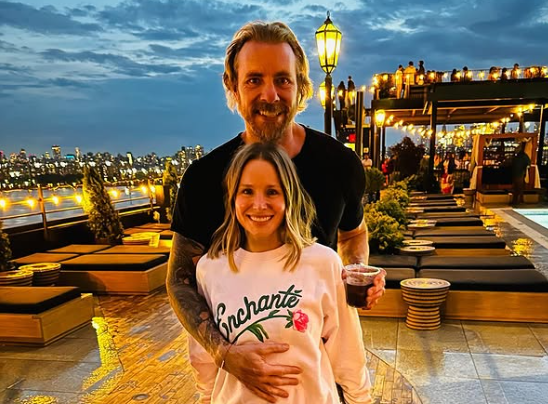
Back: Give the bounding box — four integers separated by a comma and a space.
428, 102, 438, 191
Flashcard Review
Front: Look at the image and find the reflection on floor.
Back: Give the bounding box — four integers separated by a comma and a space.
2, 203, 548, 404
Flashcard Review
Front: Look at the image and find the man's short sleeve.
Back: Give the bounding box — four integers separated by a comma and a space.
339, 148, 365, 232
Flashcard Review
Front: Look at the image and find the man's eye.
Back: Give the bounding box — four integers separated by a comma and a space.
247, 78, 260, 85
277, 78, 291, 85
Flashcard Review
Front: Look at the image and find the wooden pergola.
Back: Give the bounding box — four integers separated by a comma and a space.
370, 80, 548, 188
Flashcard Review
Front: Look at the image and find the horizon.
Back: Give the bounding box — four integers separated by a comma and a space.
1, 0, 547, 156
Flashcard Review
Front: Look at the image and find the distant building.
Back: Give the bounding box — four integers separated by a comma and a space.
52, 145, 61, 160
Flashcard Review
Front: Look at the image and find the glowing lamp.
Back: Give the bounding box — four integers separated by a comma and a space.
315, 12, 342, 75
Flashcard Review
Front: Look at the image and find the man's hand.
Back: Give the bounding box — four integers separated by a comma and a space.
341, 268, 386, 309
223, 342, 302, 403
365, 269, 386, 309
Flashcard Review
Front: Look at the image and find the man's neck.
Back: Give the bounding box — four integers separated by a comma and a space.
241, 122, 305, 158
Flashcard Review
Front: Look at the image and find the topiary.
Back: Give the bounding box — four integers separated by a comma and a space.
82, 166, 124, 244
0, 220, 12, 272
162, 159, 179, 222
365, 167, 385, 195
364, 205, 405, 254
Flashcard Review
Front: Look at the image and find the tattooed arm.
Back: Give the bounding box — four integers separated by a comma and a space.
166, 232, 301, 402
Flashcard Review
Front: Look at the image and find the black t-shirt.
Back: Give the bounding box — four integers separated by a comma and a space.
171, 125, 365, 251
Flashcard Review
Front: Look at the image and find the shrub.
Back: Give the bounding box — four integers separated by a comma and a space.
82, 166, 124, 244
375, 199, 407, 226
381, 186, 410, 208
364, 205, 405, 254
389, 136, 425, 179
0, 220, 12, 271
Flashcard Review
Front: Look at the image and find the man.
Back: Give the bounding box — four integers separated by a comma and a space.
395, 65, 403, 99
403, 61, 416, 98
511, 143, 531, 205
362, 153, 373, 169
167, 21, 385, 403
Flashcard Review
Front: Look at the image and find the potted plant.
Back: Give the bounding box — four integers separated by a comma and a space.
82, 166, 124, 244
0, 220, 13, 272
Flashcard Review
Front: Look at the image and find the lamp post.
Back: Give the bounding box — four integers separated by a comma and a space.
315, 12, 342, 136
374, 109, 386, 168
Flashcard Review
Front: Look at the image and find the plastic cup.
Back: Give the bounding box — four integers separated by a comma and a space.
344, 264, 382, 308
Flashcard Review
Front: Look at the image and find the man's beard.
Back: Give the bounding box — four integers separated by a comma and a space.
241, 100, 297, 143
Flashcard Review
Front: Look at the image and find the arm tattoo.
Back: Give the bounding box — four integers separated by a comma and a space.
166, 233, 230, 365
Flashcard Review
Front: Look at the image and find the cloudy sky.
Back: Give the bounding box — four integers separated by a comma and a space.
1, 0, 547, 156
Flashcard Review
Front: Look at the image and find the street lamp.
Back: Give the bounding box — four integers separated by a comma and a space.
318, 81, 335, 108
315, 11, 342, 135
374, 109, 386, 167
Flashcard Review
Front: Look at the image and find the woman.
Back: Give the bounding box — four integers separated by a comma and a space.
188, 142, 371, 403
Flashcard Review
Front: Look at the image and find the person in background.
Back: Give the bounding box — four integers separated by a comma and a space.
362, 152, 373, 170
188, 142, 371, 404
417, 60, 425, 85
166, 20, 386, 403
395, 65, 404, 98
462, 66, 472, 82
403, 61, 416, 98
337, 80, 346, 110
511, 63, 520, 80
450, 68, 459, 82
511, 143, 531, 205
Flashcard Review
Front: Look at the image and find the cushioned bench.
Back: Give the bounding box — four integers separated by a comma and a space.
419, 236, 507, 249
416, 212, 480, 219
414, 228, 494, 238
0, 286, 93, 345
48, 244, 111, 254
411, 193, 456, 200
421, 206, 466, 213
58, 254, 168, 295
136, 223, 171, 230
369, 255, 417, 288
433, 217, 483, 227
12, 253, 79, 265
124, 228, 161, 236
418, 256, 544, 291
159, 230, 174, 239
477, 190, 511, 204
432, 248, 511, 256
410, 200, 457, 206
95, 245, 171, 255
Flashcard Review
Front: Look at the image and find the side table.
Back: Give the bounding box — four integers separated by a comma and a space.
400, 278, 451, 330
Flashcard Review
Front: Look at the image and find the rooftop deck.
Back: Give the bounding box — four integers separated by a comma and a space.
1, 204, 548, 403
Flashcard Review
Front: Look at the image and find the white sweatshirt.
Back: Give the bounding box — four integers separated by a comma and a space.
188, 243, 371, 404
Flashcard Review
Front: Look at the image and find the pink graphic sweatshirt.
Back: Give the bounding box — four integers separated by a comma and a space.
189, 243, 371, 403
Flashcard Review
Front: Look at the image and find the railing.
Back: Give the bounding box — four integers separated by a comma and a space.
371, 65, 548, 99
0, 184, 155, 233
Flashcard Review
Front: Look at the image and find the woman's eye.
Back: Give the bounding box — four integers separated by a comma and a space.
239, 188, 252, 195
267, 189, 280, 196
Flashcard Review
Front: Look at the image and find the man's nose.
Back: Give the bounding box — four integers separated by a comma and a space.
260, 81, 280, 103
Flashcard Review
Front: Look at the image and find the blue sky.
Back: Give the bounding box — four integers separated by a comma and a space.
1, 0, 547, 156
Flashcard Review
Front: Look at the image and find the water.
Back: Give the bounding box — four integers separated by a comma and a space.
514, 208, 548, 230
0, 186, 151, 228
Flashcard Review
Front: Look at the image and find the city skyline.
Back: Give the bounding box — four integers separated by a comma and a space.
1, 0, 547, 155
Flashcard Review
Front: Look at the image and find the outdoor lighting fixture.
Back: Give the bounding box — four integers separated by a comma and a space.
140, 185, 148, 194
318, 81, 335, 108
51, 195, 60, 205
316, 11, 342, 135
375, 110, 386, 127
0, 198, 6, 209
75, 194, 83, 204
26, 198, 36, 208
110, 189, 119, 199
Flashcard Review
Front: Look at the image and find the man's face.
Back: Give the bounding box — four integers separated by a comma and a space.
234, 41, 299, 142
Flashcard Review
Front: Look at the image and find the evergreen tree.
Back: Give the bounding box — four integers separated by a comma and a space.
162, 159, 179, 222
0, 220, 12, 271
82, 166, 124, 244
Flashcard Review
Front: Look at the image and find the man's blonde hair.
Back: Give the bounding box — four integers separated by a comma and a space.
223, 21, 314, 113
208, 142, 316, 272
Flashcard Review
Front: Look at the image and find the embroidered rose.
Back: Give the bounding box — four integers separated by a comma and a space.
291, 309, 309, 332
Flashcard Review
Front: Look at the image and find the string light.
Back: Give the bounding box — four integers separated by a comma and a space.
26, 198, 37, 208
51, 195, 60, 205
0, 198, 7, 209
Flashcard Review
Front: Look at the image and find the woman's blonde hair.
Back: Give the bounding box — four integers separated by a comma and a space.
223, 21, 314, 113
208, 142, 316, 272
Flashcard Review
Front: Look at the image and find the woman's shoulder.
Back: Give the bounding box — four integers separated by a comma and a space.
301, 243, 342, 265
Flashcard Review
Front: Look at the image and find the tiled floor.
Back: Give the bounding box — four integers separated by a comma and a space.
1, 202, 548, 404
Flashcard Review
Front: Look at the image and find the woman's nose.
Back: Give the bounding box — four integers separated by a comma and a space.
253, 194, 267, 209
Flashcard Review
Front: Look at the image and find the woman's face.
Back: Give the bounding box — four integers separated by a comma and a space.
235, 158, 286, 252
